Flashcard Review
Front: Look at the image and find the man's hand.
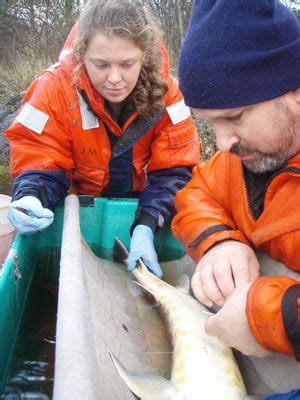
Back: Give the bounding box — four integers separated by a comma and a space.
205, 283, 272, 357
8, 196, 54, 235
127, 225, 163, 278
191, 240, 259, 307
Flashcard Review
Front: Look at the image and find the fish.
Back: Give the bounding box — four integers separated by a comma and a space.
111, 238, 261, 400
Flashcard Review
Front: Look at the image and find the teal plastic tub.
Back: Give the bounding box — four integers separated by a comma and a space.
0, 196, 184, 394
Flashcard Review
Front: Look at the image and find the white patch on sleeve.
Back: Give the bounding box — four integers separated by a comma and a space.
16, 102, 49, 134
77, 90, 100, 130
166, 99, 191, 125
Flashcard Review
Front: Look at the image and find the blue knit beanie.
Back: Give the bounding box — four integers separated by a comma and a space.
178, 0, 300, 109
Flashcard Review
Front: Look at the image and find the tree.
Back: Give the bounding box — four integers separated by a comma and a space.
0, 0, 81, 66
141, 0, 193, 63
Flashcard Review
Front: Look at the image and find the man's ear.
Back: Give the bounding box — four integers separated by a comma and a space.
294, 87, 300, 104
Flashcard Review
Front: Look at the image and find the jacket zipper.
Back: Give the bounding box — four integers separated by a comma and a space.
242, 165, 300, 221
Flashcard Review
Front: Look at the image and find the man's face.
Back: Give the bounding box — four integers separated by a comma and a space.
192, 96, 298, 173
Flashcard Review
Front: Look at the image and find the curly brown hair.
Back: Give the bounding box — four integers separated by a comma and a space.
73, 0, 168, 118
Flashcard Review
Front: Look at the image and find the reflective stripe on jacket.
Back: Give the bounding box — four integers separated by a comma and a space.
172, 151, 300, 357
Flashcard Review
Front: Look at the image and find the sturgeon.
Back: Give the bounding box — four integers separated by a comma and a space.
111, 238, 260, 400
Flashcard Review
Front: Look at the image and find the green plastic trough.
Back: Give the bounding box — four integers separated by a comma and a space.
0, 196, 184, 394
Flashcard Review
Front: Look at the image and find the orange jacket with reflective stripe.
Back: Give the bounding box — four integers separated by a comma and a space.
6, 61, 199, 196
172, 151, 300, 357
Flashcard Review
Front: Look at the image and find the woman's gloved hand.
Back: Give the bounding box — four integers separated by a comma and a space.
8, 196, 54, 234
262, 390, 300, 399
127, 224, 163, 278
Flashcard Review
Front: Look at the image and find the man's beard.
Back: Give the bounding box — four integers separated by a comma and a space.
230, 100, 297, 173
230, 145, 292, 173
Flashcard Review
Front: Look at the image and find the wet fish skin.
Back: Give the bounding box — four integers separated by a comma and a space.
110, 257, 248, 400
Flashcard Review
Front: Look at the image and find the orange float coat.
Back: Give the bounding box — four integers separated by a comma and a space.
172, 151, 300, 359
5, 26, 200, 232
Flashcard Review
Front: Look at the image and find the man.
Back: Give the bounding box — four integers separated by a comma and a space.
172, 0, 300, 363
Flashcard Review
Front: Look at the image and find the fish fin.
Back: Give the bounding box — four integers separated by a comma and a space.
175, 275, 190, 294
109, 351, 179, 400
113, 237, 129, 263
133, 280, 156, 297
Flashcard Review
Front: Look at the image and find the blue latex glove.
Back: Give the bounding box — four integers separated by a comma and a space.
127, 224, 163, 278
8, 196, 54, 235
262, 390, 300, 399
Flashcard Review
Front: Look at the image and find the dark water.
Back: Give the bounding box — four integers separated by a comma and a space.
2, 283, 58, 399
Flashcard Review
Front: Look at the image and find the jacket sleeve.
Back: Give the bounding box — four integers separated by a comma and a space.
12, 170, 69, 211
131, 166, 193, 233
247, 276, 300, 359
172, 153, 250, 262
5, 70, 73, 208
132, 75, 200, 233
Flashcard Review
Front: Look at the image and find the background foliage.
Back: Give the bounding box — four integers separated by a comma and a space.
0, 0, 195, 71
0, 0, 298, 174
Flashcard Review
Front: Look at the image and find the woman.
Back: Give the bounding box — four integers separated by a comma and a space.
5, 0, 200, 277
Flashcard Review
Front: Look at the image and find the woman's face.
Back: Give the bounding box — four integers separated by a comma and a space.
84, 33, 143, 105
